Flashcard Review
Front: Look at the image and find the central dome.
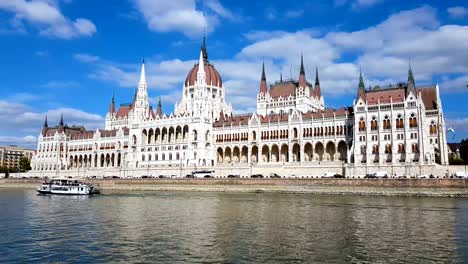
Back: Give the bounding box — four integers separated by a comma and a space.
184, 61, 223, 88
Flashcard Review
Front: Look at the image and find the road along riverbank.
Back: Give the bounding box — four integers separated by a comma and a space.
2, 178, 468, 197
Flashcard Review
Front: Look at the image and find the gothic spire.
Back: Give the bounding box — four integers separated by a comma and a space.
315, 67, 320, 86
261, 61, 266, 81
109, 91, 116, 114
43, 115, 48, 128
300, 53, 305, 75
299, 53, 306, 88
59, 113, 64, 126
201, 33, 208, 62
156, 96, 162, 116
139, 59, 146, 85
359, 67, 365, 89
314, 67, 321, 97
357, 67, 366, 100
408, 61, 415, 86
260, 61, 267, 94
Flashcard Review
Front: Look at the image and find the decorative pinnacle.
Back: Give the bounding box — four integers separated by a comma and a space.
261, 61, 266, 81
315, 67, 319, 86
300, 52, 305, 74
359, 67, 365, 88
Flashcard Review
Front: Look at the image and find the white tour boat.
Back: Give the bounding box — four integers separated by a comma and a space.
37, 179, 100, 195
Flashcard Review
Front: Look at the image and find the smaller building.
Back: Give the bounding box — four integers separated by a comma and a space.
0, 145, 35, 169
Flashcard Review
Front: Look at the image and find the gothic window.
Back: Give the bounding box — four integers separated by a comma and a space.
372, 145, 379, 154
371, 116, 378, 130
429, 121, 438, 135
360, 145, 366, 155
359, 117, 366, 131
398, 144, 405, 153
409, 113, 418, 128
396, 114, 404, 129
383, 115, 391, 130
385, 144, 392, 154
412, 143, 419, 153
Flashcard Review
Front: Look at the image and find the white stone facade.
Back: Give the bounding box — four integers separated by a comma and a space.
29, 43, 449, 178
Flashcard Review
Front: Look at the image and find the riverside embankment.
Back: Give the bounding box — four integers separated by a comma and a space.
1, 178, 468, 197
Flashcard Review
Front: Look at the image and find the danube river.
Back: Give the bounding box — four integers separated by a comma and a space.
0, 189, 467, 263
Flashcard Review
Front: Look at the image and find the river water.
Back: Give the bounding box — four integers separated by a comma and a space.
0, 189, 467, 263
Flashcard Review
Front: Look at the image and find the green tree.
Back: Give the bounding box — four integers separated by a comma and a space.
19, 157, 31, 172
460, 139, 468, 165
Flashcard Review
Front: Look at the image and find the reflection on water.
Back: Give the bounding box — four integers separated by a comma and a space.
0, 189, 466, 263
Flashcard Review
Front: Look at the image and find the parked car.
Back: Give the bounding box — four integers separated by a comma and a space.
455, 171, 468, 178
269, 173, 281, 178
227, 174, 240, 178
321, 172, 337, 178
251, 174, 264, 178
186, 174, 194, 178
334, 174, 344, 178
374, 171, 388, 178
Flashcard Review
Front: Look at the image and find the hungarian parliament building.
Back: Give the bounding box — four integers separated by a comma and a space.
29, 39, 450, 178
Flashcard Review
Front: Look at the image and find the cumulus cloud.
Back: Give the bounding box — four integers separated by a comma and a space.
74, 53, 100, 63
132, 0, 235, 37
447, 6, 468, 19
0, 100, 104, 148
0, 0, 96, 39
77, 5, 468, 115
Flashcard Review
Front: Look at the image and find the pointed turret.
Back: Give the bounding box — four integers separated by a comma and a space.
314, 67, 321, 97
139, 59, 146, 85
109, 92, 116, 114
59, 113, 64, 126
407, 61, 416, 95
299, 53, 306, 88
357, 68, 366, 100
156, 96, 162, 117
43, 115, 48, 128
259, 61, 267, 94
196, 49, 206, 85
201, 34, 208, 62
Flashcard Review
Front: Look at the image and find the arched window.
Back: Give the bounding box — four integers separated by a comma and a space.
383, 115, 391, 130
142, 155, 145, 161
372, 145, 379, 154
429, 121, 438, 135
409, 113, 418, 128
396, 114, 404, 129
360, 145, 366, 155
371, 116, 378, 130
412, 143, 419, 153
385, 144, 392, 154
398, 144, 405, 153
359, 117, 366, 131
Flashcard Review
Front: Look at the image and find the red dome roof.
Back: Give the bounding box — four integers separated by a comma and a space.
185, 62, 223, 88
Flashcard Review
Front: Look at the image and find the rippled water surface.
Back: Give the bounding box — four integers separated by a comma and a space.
0, 189, 468, 263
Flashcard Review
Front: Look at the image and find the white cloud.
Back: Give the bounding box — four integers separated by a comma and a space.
77, 5, 468, 116
0, 100, 104, 148
0, 135, 38, 149
41, 80, 80, 89
205, 0, 235, 20
446, 117, 468, 136
132, 0, 223, 37
74, 53, 100, 63
0, 0, 96, 39
352, 0, 384, 10
447, 6, 468, 19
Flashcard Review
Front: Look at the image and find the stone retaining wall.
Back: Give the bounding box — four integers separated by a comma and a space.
2, 178, 468, 188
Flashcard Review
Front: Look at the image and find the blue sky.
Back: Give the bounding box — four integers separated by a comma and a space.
0, 0, 468, 148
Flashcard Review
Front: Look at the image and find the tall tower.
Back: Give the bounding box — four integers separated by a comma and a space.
132, 60, 150, 121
